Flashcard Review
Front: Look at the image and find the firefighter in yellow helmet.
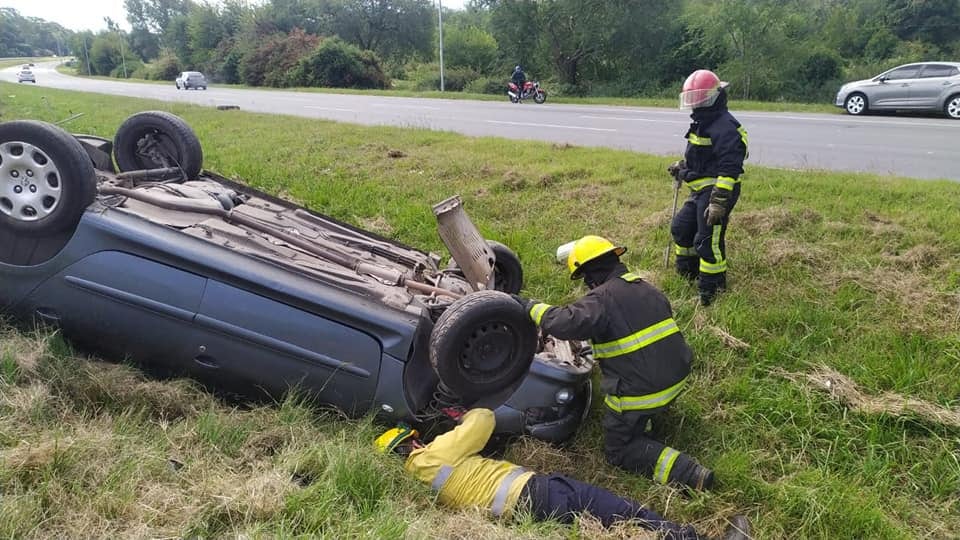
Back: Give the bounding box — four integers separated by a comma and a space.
511, 235, 713, 491
375, 408, 751, 539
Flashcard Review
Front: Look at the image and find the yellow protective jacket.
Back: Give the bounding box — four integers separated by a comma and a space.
404, 409, 535, 517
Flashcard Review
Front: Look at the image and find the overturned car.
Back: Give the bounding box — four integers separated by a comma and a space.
0, 112, 593, 442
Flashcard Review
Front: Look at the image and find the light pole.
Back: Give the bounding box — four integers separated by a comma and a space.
437, 0, 445, 91
118, 32, 128, 78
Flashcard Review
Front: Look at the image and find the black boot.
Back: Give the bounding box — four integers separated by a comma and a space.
668, 454, 715, 492
720, 514, 751, 540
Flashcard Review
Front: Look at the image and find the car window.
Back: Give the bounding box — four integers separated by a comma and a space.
918, 64, 959, 78
884, 65, 922, 80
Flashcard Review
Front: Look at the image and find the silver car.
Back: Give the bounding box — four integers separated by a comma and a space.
835, 62, 960, 119
175, 71, 207, 90
17, 69, 35, 83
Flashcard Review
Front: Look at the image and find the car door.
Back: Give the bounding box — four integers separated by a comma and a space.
870, 65, 923, 108
911, 64, 960, 108
186, 280, 382, 415
21, 251, 206, 372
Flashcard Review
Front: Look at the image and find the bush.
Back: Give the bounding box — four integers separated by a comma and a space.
443, 26, 498, 72
150, 51, 183, 81
239, 29, 320, 87
290, 37, 390, 89
414, 67, 478, 92
465, 76, 505, 95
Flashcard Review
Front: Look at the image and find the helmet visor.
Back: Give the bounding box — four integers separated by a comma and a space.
679, 81, 728, 110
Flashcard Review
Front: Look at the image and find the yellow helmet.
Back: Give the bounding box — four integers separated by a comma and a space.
567, 235, 626, 280
374, 424, 418, 454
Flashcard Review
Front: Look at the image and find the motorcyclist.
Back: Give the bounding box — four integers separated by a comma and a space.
510, 65, 527, 99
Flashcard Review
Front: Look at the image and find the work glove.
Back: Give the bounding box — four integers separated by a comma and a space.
667, 159, 686, 188
704, 187, 730, 226
440, 406, 467, 423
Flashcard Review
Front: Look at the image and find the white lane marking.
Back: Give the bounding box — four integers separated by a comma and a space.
372, 104, 441, 110
305, 106, 357, 112
579, 115, 687, 124
486, 120, 616, 132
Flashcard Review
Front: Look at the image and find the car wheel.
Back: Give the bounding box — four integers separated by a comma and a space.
429, 290, 537, 402
0, 120, 96, 236
844, 93, 868, 116
487, 240, 524, 294
945, 94, 960, 119
113, 111, 203, 179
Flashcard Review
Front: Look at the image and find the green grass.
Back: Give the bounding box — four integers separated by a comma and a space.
0, 83, 958, 539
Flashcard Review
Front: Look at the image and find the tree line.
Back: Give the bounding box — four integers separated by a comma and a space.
13, 0, 960, 102
0, 8, 71, 58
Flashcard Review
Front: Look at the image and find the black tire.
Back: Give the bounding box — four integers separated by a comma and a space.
429, 290, 537, 402
113, 111, 203, 179
487, 240, 524, 294
0, 121, 96, 236
945, 94, 960, 120
844, 93, 868, 116
534, 91, 546, 104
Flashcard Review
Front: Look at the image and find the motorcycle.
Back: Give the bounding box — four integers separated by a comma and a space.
507, 81, 547, 104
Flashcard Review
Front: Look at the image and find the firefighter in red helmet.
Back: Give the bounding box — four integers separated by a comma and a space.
668, 69, 748, 306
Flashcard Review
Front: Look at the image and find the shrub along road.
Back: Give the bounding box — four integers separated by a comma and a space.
4, 62, 958, 181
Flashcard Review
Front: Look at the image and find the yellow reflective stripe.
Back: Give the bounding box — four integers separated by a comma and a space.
528, 303, 551, 325
620, 272, 641, 282
604, 377, 687, 412
674, 245, 696, 256
738, 126, 749, 159
685, 177, 716, 191
716, 176, 737, 190
687, 133, 712, 146
711, 223, 723, 262
699, 258, 726, 274
653, 447, 680, 484
593, 318, 679, 359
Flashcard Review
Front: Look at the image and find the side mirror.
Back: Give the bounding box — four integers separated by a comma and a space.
877, 76, 888, 83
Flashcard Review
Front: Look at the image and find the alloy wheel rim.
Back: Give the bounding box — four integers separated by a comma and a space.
0, 141, 62, 222
949, 98, 960, 119
847, 96, 864, 114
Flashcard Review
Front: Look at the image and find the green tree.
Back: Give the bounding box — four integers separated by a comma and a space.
331, 0, 435, 60
444, 25, 497, 71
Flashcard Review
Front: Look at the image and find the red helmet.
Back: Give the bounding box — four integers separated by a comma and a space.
679, 69, 728, 110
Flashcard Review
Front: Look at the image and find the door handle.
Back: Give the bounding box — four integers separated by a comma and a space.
34, 307, 61, 327
193, 355, 220, 369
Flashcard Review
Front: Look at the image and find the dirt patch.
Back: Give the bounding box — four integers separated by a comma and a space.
737, 207, 821, 235
479, 165, 495, 178
499, 170, 527, 191
776, 366, 960, 428
552, 142, 575, 150
387, 149, 406, 158
762, 237, 829, 268
638, 207, 675, 228
359, 215, 394, 236
890, 244, 941, 270
537, 174, 556, 187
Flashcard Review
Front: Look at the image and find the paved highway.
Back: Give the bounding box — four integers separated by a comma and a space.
4, 62, 958, 180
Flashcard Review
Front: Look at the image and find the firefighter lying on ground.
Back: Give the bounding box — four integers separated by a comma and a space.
375, 408, 750, 540
512, 235, 713, 491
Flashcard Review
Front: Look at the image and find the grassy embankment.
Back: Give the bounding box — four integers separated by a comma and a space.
0, 82, 957, 539
53, 62, 839, 114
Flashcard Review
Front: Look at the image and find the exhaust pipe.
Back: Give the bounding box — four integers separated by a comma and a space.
432, 195, 495, 291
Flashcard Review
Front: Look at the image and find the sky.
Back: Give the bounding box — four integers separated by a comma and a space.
2, 0, 467, 33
